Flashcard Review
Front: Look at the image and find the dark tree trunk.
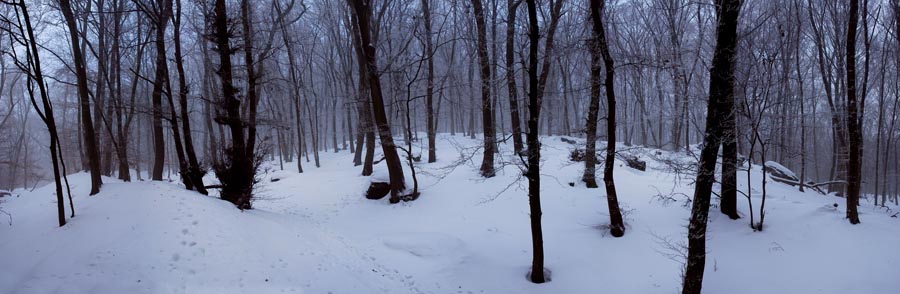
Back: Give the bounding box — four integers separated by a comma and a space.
348, 0, 406, 202
506, 0, 524, 155
58, 0, 102, 194
173, 0, 207, 194
422, 0, 437, 163
720, 64, 739, 219
199, 30, 221, 168
240, 0, 260, 163
275, 1, 304, 173
16, 0, 70, 225
472, 0, 496, 178
93, 0, 111, 178
590, 0, 625, 237
845, 0, 861, 224
583, 10, 602, 189
211, 0, 253, 209
349, 8, 374, 175
682, 0, 742, 293
151, 0, 193, 191
111, 0, 130, 182
525, 0, 544, 283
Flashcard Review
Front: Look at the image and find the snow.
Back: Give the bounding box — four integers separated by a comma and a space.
1, 134, 899, 294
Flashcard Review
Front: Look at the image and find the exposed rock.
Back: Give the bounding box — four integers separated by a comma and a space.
366, 182, 391, 200
764, 161, 798, 182
624, 155, 646, 171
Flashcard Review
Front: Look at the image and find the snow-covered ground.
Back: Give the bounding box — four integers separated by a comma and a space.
1, 134, 898, 294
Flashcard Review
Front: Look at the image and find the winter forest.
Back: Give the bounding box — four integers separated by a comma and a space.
0, 0, 899, 293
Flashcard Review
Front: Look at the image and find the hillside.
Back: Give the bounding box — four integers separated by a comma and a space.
1, 135, 898, 294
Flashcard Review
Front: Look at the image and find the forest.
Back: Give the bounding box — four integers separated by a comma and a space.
0, 0, 899, 293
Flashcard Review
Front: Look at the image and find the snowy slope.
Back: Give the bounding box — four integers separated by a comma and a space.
1, 134, 898, 294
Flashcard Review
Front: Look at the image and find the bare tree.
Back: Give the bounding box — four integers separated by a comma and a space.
2, 0, 74, 226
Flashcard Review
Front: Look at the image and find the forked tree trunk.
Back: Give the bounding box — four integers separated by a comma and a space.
152, 0, 194, 191
589, 0, 625, 237
212, 0, 253, 209
348, 0, 406, 202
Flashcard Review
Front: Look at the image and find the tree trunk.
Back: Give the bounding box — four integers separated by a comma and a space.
505, 0, 524, 155
212, 0, 253, 209
422, 0, 437, 163
58, 0, 102, 194
173, 0, 207, 194
524, 0, 545, 283
111, 0, 130, 182
590, 0, 625, 237
348, 0, 406, 202
16, 0, 70, 225
682, 0, 741, 293
151, 0, 193, 191
845, 0, 861, 224
275, 1, 304, 173
720, 57, 739, 219
583, 25, 601, 189
471, 0, 496, 178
